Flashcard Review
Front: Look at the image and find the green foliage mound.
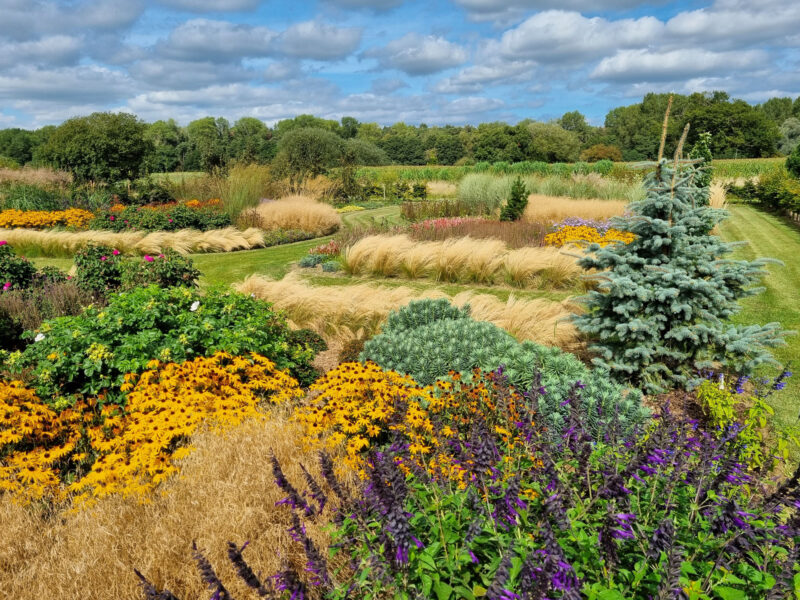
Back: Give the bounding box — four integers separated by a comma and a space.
8, 285, 318, 403
0, 242, 37, 290
688, 131, 713, 197
361, 299, 646, 438
787, 142, 800, 179
575, 157, 787, 394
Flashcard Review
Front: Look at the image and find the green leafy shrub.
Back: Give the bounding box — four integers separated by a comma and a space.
120, 250, 200, 289
0, 241, 38, 291
73, 244, 123, 294
299, 253, 327, 268
787, 142, 800, 179
10, 285, 318, 403
338, 337, 366, 363
321, 260, 340, 272
362, 299, 646, 438
90, 205, 231, 232
499, 176, 528, 221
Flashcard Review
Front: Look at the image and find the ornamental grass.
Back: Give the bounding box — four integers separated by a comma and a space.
0, 208, 94, 229
0, 353, 303, 504
522, 194, 628, 223
234, 273, 580, 349
341, 234, 582, 288
0, 226, 266, 257
239, 196, 341, 236
0, 416, 348, 600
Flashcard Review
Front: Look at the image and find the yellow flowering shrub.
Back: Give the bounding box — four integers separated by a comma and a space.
294, 362, 537, 489
1, 352, 303, 504
0, 208, 94, 229
544, 225, 635, 247
0, 381, 86, 501
336, 205, 366, 213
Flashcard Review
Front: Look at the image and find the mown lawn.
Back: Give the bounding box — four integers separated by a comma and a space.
719, 205, 800, 429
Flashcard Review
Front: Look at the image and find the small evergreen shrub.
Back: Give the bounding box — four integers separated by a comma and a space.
299, 253, 327, 268
575, 158, 787, 394
9, 285, 319, 402
499, 176, 528, 221
688, 131, 713, 197
321, 260, 340, 272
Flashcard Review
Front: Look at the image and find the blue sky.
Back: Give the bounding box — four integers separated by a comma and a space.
0, 0, 798, 129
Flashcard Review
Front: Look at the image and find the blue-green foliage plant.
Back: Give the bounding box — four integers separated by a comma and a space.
361, 299, 646, 439
575, 156, 788, 394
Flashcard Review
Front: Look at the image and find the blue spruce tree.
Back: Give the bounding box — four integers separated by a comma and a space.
574, 123, 787, 394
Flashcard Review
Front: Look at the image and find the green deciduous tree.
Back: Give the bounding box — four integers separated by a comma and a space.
575, 146, 787, 393
779, 117, 800, 156
186, 117, 230, 173
527, 122, 581, 162
276, 127, 343, 187
38, 112, 151, 182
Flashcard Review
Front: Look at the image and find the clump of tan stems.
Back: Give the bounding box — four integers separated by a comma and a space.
236, 272, 581, 350
709, 181, 727, 210
341, 234, 582, 289
522, 194, 628, 223
0, 417, 355, 600
426, 180, 458, 197
0, 167, 72, 187
239, 195, 342, 235
0, 227, 266, 257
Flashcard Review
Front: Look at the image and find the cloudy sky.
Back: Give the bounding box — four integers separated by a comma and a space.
1, 0, 798, 129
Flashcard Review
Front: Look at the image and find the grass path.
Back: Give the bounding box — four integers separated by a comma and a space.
719, 205, 800, 428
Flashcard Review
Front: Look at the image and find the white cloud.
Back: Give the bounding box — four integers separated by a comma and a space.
278, 21, 363, 60
366, 33, 468, 75
0, 64, 132, 103
370, 77, 408, 94
0, 35, 84, 68
591, 48, 768, 83
0, 0, 144, 40
490, 11, 663, 64
158, 0, 262, 11
434, 60, 533, 93
263, 60, 303, 81
325, 0, 403, 9
452, 0, 650, 23
158, 19, 277, 62
130, 58, 253, 89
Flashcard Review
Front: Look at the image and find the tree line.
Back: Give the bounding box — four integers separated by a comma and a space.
1, 91, 798, 182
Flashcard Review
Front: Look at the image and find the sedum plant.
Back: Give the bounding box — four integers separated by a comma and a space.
575, 149, 787, 394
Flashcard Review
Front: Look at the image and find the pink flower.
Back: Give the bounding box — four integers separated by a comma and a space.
168, 218, 173, 223
144, 255, 154, 262
67, 276, 72, 280
0, 241, 7, 246
158, 253, 165, 259
101, 256, 107, 261
112, 249, 120, 256
2, 282, 11, 291
109, 215, 115, 221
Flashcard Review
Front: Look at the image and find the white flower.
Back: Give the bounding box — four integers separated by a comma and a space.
190, 301, 200, 312
34, 333, 45, 342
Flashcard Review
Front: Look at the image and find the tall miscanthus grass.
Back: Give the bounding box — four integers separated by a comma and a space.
0, 167, 72, 188
239, 196, 341, 236
341, 234, 583, 288
0, 417, 353, 600
0, 227, 266, 257
522, 195, 629, 223
235, 272, 581, 350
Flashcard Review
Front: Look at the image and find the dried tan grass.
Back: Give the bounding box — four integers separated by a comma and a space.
0, 416, 354, 600
0, 227, 266, 257
709, 182, 727, 210
241, 198, 341, 235
522, 194, 628, 223
341, 234, 581, 289
236, 272, 581, 350
0, 167, 72, 187
426, 180, 458, 197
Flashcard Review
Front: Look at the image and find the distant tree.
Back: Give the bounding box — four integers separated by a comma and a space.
343, 138, 389, 166
558, 111, 593, 145
274, 115, 340, 138
276, 127, 343, 187
758, 97, 793, 126
0, 128, 36, 165
685, 100, 779, 158
580, 144, 623, 162
229, 117, 275, 164
38, 112, 151, 182
356, 122, 382, 143
143, 119, 183, 173
186, 117, 230, 173
431, 130, 464, 165
340, 116, 359, 139
787, 142, 800, 180
471, 122, 527, 163
379, 126, 425, 165
794, 97, 800, 118
778, 117, 800, 155
527, 122, 581, 162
